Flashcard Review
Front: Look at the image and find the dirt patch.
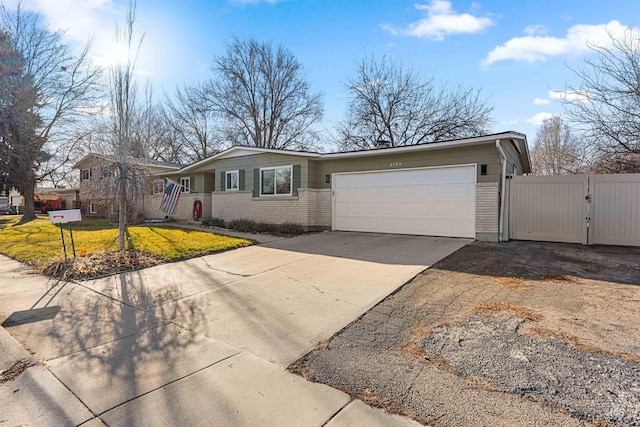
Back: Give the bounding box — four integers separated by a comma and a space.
42, 251, 167, 281
295, 240, 640, 426
0, 359, 33, 384
471, 301, 542, 321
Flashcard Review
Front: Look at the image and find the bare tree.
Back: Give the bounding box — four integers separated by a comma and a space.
204, 38, 323, 150
562, 30, 640, 167
109, 2, 144, 251
590, 151, 640, 174
0, 1, 101, 220
338, 54, 493, 150
531, 115, 587, 175
164, 84, 220, 161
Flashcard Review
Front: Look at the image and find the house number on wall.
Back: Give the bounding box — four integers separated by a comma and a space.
390, 162, 402, 167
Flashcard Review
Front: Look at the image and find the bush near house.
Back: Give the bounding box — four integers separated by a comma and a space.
200, 217, 225, 227
199, 217, 308, 237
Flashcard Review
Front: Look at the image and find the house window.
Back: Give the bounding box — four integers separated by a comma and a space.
101, 166, 111, 179
89, 202, 97, 214
180, 177, 191, 193
154, 179, 165, 194
261, 166, 292, 196
111, 204, 118, 214
226, 170, 239, 191
80, 169, 91, 181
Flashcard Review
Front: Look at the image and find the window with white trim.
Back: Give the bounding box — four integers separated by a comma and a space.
261, 166, 292, 196
89, 202, 97, 214
180, 177, 191, 193
80, 169, 91, 181
226, 170, 239, 191
111, 204, 118, 214
154, 179, 165, 194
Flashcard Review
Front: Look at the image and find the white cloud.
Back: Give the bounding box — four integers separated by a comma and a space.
381, 0, 494, 41
526, 112, 556, 125
548, 89, 589, 103
17, 0, 115, 44
502, 119, 519, 125
5, 0, 126, 67
533, 98, 550, 105
484, 20, 630, 64
5, 1, 166, 73
523, 24, 548, 36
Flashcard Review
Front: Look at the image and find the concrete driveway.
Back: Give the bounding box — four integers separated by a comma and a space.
0, 231, 469, 426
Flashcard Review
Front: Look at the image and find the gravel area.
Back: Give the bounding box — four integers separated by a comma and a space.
420, 312, 640, 426
293, 240, 640, 426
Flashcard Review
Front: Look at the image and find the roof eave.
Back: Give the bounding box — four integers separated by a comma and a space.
320, 131, 527, 160
177, 146, 321, 174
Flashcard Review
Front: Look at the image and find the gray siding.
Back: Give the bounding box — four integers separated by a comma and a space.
187, 153, 311, 193
309, 144, 502, 189
501, 139, 525, 176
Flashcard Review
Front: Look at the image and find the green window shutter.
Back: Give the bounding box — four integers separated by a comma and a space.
239, 170, 245, 191
292, 165, 301, 196
253, 168, 260, 196
220, 171, 225, 191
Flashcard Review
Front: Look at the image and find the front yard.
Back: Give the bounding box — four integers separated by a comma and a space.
292, 240, 640, 426
0, 216, 253, 277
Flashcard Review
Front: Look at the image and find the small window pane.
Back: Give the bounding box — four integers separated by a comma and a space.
180, 178, 190, 193
261, 169, 275, 194
275, 168, 291, 194
226, 171, 239, 190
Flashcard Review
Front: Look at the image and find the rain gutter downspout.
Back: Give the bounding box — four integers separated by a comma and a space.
496, 139, 507, 242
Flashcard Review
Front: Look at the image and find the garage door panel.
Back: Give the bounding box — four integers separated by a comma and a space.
333, 166, 476, 238
335, 215, 474, 237
337, 184, 475, 201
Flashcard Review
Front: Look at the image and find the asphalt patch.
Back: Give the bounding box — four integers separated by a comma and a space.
419, 312, 640, 426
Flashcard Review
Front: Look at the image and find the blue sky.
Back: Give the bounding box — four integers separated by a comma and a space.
10, 0, 640, 148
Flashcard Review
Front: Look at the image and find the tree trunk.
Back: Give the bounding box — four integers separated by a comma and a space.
21, 170, 37, 221
118, 161, 127, 251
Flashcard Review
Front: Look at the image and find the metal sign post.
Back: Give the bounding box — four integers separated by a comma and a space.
59, 224, 68, 260
49, 210, 82, 260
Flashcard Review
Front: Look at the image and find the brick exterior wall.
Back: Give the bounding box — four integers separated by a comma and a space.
209, 188, 331, 227
306, 188, 331, 227
476, 182, 500, 241
144, 193, 212, 221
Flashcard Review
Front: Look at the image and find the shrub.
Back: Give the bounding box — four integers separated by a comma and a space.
201, 217, 225, 227
229, 219, 257, 233
274, 222, 306, 235
228, 219, 307, 236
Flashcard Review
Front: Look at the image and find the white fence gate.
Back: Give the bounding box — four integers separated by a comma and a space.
507, 173, 640, 247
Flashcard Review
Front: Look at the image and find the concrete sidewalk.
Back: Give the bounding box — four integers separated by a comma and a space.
0, 232, 469, 426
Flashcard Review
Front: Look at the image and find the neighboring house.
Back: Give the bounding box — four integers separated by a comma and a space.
2, 187, 78, 214
75, 154, 182, 219
150, 131, 530, 242
35, 187, 80, 211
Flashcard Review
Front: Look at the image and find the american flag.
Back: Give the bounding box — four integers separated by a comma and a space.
160, 179, 182, 215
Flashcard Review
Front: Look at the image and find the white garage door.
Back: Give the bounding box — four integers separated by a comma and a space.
332, 165, 476, 238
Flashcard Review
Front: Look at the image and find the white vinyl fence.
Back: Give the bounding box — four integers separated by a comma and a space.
507, 173, 640, 247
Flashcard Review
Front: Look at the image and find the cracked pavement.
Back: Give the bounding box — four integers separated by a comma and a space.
298, 240, 640, 426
